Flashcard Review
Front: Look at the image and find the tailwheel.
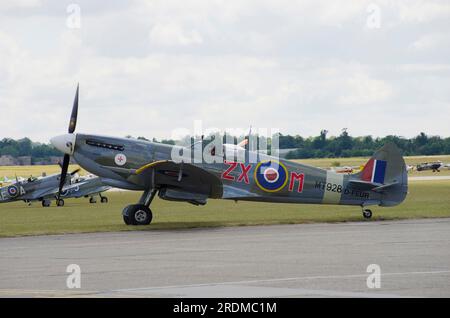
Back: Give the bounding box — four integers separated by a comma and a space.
122, 204, 153, 226
363, 209, 372, 219
56, 199, 65, 207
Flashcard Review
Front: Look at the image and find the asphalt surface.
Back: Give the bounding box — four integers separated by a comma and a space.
0, 218, 449, 297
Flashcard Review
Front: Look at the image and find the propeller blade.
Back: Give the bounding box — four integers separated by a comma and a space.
70, 168, 81, 176
58, 154, 70, 198
56, 84, 80, 200
68, 84, 79, 134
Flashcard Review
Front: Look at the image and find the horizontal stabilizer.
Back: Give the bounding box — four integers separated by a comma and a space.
348, 179, 399, 192
348, 179, 382, 190
372, 182, 399, 192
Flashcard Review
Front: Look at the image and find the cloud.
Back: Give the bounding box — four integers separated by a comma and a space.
411, 33, 449, 50
0, 0, 449, 142
397, 0, 450, 23
338, 73, 393, 105
149, 22, 203, 46
0, 0, 42, 11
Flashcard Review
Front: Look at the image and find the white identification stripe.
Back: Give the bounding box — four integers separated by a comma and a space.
322, 171, 344, 204
371, 159, 377, 183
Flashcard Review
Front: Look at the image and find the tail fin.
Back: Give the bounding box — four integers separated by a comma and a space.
360, 158, 387, 184
354, 143, 408, 206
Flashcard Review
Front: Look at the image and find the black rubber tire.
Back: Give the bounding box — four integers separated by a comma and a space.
89, 197, 96, 204
124, 205, 153, 226
123, 215, 131, 225
42, 200, 51, 207
101, 197, 108, 203
122, 205, 131, 225
363, 209, 372, 219
57, 199, 65, 207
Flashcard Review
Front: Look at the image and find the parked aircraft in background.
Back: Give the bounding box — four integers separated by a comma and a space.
330, 166, 363, 174
67, 174, 111, 203
416, 161, 443, 172
0, 169, 111, 207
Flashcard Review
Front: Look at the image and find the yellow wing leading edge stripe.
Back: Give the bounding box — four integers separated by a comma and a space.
135, 160, 171, 175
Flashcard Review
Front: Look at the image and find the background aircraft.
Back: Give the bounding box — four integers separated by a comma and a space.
0, 169, 111, 207
65, 173, 111, 204
329, 166, 364, 174
51, 86, 408, 225
416, 161, 443, 172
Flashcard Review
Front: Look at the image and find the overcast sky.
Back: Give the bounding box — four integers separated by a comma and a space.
0, 0, 449, 143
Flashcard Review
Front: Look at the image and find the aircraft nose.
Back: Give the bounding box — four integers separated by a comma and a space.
50, 134, 77, 155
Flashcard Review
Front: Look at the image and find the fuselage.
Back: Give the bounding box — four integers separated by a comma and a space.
68, 133, 390, 207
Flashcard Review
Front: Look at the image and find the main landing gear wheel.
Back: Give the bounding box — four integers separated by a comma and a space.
42, 200, 51, 207
122, 204, 153, 226
89, 197, 97, 204
100, 196, 108, 203
363, 209, 372, 219
56, 199, 65, 207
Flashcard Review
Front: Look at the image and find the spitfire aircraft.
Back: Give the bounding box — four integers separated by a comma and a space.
51, 85, 408, 225
0, 170, 111, 207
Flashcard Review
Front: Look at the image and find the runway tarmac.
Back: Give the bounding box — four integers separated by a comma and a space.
1, 218, 449, 297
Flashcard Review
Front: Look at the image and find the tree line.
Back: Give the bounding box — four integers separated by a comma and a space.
281, 130, 450, 159
1, 131, 449, 162
0, 138, 61, 163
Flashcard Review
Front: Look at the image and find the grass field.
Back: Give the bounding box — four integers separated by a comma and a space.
0, 180, 449, 237
0, 165, 86, 180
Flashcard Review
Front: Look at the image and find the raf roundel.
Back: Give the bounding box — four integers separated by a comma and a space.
7, 185, 19, 198
115, 153, 127, 166
254, 160, 288, 192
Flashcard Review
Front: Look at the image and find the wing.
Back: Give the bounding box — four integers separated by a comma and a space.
132, 160, 224, 199
21, 187, 59, 200
221, 185, 259, 200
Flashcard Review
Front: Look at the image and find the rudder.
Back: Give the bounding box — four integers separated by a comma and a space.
355, 143, 408, 206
